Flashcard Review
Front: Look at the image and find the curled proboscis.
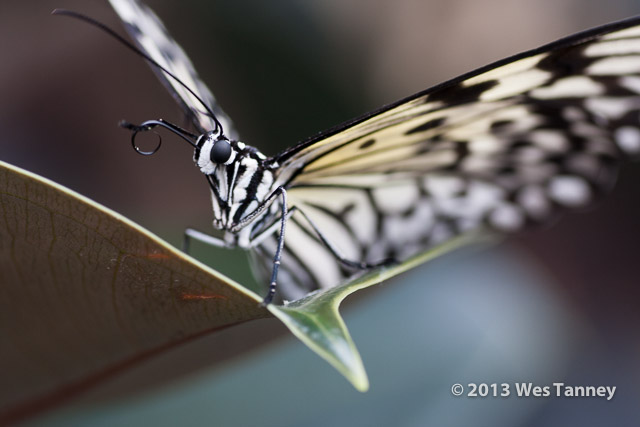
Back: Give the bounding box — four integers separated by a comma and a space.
120, 119, 197, 156
121, 121, 163, 156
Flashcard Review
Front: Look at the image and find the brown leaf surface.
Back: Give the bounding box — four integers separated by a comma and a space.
0, 160, 269, 423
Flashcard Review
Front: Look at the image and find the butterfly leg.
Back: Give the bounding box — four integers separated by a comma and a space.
228, 186, 288, 306
183, 228, 229, 253
262, 187, 287, 306
248, 208, 297, 247
249, 201, 394, 302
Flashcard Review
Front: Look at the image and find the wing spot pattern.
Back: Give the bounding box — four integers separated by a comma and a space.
359, 139, 375, 149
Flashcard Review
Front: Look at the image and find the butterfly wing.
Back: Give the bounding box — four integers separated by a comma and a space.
109, 0, 237, 138
252, 17, 640, 299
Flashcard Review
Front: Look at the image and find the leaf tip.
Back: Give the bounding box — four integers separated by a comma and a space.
347, 364, 370, 393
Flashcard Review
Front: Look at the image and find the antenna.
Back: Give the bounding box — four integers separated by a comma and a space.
51, 8, 225, 134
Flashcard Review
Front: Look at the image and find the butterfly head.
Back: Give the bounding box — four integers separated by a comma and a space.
192, 130, 272, 231
123, 119, 272, 231
195, 131, 238, 174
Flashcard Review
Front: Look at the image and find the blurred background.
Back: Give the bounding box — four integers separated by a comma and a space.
2, 0, 640, 425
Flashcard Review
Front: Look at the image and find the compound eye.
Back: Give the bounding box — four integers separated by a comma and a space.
210, 139, 232, 164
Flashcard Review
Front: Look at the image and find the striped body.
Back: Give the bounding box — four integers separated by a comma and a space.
194, 132, 276, 247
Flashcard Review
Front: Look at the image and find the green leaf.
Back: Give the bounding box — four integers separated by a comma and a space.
0, 159, 482, 422
268, 233, 481, 392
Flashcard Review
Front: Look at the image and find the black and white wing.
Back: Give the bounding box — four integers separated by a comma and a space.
109, 0, 237, 138
252, 17, 640, 300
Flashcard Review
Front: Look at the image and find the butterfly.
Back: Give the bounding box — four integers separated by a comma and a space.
101, 0, 640, 304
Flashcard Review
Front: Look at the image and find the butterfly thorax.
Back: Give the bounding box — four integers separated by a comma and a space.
194, 132, 276, 246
